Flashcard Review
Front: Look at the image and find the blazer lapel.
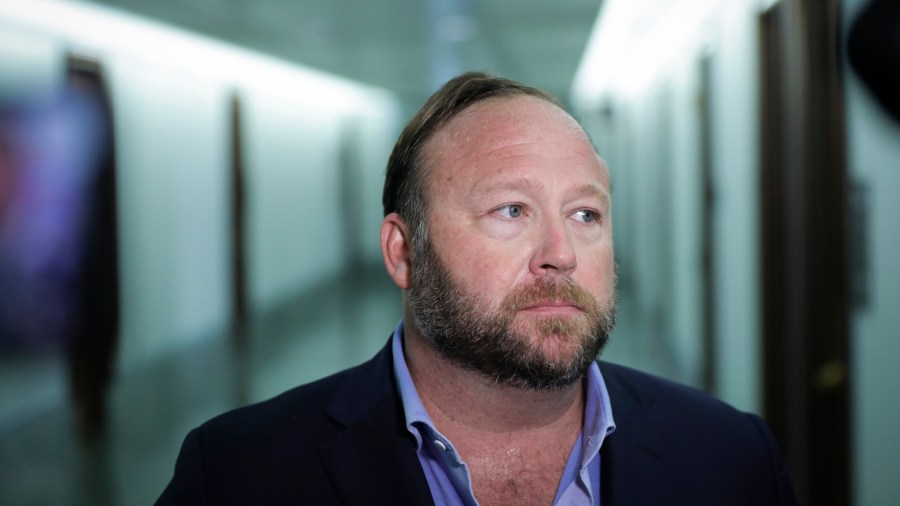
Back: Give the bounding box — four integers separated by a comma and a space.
317, 340, 435, 506
315, 346, 682, 506
600, 363, 676, 506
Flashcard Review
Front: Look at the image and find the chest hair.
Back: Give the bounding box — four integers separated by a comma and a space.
465, 438, 574, 506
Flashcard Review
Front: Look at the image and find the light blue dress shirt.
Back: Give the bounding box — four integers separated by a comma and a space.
391, 321, 616, 506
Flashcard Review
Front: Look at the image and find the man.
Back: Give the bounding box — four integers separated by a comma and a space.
157, 72, 797, 505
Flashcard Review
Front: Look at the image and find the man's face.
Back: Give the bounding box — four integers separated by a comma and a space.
406, 96, 616, 390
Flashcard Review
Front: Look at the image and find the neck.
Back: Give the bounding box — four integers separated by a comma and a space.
402, 320, 584, 435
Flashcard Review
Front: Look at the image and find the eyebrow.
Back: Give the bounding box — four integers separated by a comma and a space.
468, 177, 543, 202
573, 183, 611, 209
468, 178, 610, 209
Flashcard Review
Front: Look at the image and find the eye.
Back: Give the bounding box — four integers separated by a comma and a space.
573, 209, 599, 224
496, 204, 524, 219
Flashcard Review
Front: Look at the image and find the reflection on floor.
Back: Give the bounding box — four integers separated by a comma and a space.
0, 267, 682, 505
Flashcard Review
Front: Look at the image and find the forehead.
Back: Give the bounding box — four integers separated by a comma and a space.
422, 95, 607, 188
437, 95, 584, 148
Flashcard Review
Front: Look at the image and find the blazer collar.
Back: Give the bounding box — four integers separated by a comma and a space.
316, 345, 677, 506
318, 339, 435, 506
599, 362, 676, 506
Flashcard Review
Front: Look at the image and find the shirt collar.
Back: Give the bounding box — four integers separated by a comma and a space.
391, 320, 432, 450
582, 353, 617, 466
390, 319, 616, 456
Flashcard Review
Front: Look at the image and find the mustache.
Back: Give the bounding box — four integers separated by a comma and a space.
501, 277, 599, 313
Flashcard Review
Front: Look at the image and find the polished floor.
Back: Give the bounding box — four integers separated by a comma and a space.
0, 267, 680, 505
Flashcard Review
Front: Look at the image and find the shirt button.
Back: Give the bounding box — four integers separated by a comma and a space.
434, 440, 447, 451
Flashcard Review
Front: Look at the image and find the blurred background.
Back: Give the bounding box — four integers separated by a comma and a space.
0, 0, 897, 504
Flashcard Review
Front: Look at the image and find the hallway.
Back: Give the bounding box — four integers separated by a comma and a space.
0, 269, 401, 505
0, 266, 678, 505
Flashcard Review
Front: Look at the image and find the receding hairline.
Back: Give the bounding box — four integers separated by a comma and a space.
381, 71, 608, 223
417, 94, 608, 189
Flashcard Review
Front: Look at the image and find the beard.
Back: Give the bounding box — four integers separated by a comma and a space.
407, 235, 616, 391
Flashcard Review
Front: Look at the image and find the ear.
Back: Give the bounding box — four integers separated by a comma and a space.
381, 212, 412, 290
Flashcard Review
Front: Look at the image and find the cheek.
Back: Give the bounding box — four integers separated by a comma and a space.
441, 239, 533, 297
463, 244, 529, 292
576, 244, 615, 291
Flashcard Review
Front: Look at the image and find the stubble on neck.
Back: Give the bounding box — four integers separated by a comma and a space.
402, 317, 585, 437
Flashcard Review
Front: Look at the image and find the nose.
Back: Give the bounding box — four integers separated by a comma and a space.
529, 216, 577, 276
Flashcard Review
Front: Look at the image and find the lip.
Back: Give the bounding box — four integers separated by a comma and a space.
519, 301, 583, 314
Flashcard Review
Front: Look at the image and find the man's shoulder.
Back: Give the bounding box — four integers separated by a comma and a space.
193, 367, 347, 450
598, 360, 720, 404
598, 360, 763, 432
597, 362, 798, 504
156, 340, 425, 504
195, 346, 391, 450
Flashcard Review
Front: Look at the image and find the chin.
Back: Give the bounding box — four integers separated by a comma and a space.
539, 334, 592, 360
516, 324, 593, 358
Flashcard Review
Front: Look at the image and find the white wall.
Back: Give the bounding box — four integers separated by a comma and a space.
576, 0, 900, 502
706, 0, 762, 412
0, 0, 400, 371
572, 0, 764, 412
667, 59, 705, 386
112, 59, 231, 367
844, 3, 900, 505
244, 94, 344, 308
356, 111, 402, 263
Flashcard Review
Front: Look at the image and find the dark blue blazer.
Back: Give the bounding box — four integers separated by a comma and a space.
157, 339, 798, 505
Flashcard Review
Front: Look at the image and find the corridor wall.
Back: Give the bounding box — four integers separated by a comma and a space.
574, 0, 900, 503
844, 2, 900, 505
0, 0, 400, 373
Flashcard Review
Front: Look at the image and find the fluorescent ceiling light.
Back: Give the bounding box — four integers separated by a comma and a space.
572, 0, 721, 107
0, 0, 393, 112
